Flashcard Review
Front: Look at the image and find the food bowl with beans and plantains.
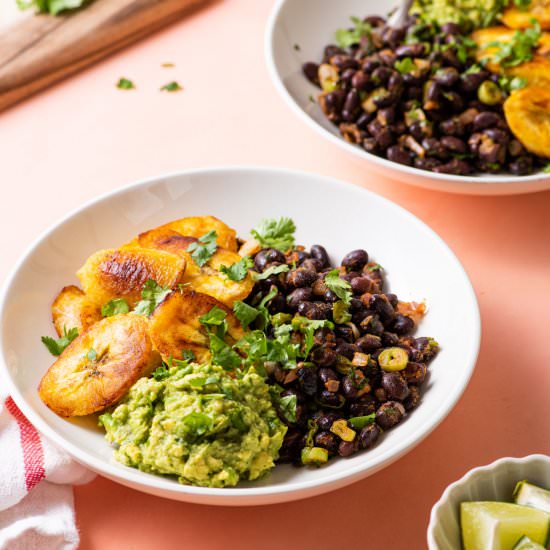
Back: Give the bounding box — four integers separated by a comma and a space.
266, 0, 550, 194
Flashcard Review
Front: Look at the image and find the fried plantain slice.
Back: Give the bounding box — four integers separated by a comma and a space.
149, 290, 244, 364
155, 215, 238, 251
502, 0, 550, 30
77, 248, 186, 308
506, 55, 550, 86
504, 86, 550, 157
52, 285, 101, 337
135, 228, 254, 308
39, 314, 160, 417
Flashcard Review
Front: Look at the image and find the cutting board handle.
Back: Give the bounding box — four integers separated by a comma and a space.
0, 0, 211, 112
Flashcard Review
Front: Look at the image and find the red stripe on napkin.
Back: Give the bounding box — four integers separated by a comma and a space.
5, 397, 46, 491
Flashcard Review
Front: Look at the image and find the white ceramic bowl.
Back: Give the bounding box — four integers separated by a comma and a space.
428, 455, 550, 549
265, 0, 550, 195
0, 166, 480, 505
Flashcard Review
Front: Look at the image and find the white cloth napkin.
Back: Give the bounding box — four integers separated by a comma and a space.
0, 386, 95, 550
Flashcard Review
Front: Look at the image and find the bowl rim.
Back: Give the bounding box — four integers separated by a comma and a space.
427, 454, 550, 548
264, 0, 550, 187
0, 165, 481, 503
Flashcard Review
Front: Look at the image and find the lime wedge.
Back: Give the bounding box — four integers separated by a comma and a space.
512, 535, 547, 549
461, 502, 550, 550
515, 481, 550, 514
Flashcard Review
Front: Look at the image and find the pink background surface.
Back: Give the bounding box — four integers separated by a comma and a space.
1, 0, 550, 548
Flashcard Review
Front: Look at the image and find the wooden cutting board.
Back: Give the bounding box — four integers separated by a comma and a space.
0, 0, 212, 113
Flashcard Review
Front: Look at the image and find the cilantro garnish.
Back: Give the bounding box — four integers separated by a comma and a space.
116, 78, 135, 90
186, 230, 218, 267
41, 327, 79, 356
233, 301, 261, 329
484, 21, 541, 68
208, 333, 242, 370
234, 331, 268, 362
514, 0, 532, 9
182, 349, 196, 362
279, 394, 297, 423
101, 298, 129, 317
250, 217, 296, 252
182, 412, 213, 436
335, 16, 372, 48
219, 256, 253, 282
253, 263, 289, 281
160, 81, 183, 92
394, 57, 416, 75
199, 306, 228, 328
292, 317, 334, 359
134, 279, 172, 316
17, 0, 90, 15
324, 269, 352, 305
366, 263, 383, 272
498, 75, 528, 93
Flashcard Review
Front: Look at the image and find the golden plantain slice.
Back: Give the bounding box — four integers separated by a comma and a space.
504, 86, 550, 157
52, 285, 101, 337
39, 314, 160, 417
506, 55, 550, 87
156, 215, 238, 251
502, 0, 550, 30
76, 248, 186, 308
136, 228, 254, 308
149, 290, 244, 364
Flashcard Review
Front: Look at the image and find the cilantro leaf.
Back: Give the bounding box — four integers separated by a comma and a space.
17, 0, 89, 15
233, 301, 260, 329
250, 217, 296, 252
186, 230, 218, 267
208, 332, 242, 370
291, 316, 334, 359
335, 16, 372, 49
101, 298, 130, 317
252, 263, 289, 281
394, 57, 416, 75
279, 394, 297, 423
116, 78, 135, 90
219, 256, 253, 282
485, 21, 541, 68
199, 306, 227, 327
234, 331, 268, 362
153, 365, 170, 380
182, 412, 213, 436
160, 81, 183, 92
182, 349, 196, 362
134, 279, 172, 316
499, 75, 528, 93
324, 269, 352, 305
41, 327, 79, 356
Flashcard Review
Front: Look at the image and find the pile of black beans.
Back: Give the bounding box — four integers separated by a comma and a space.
302, 15, 545, 175
248, 244, 439, 464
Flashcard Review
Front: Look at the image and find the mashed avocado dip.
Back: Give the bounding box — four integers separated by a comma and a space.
99, 363, 286, 488
411, 0, 507, 28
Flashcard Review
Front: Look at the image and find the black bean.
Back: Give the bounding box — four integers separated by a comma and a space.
341, 376, 360, 400
319, 389, 344, 407
371, 66, 393, 86
338, 440, 358, 457
355, 334, 381, 353
351, 71, 370, 91
335, 325, 355, 342
357, 111, 375, 130
287, 287, 313, 309
443, 91, 464, 112
314, 431, 340, 454
392, 314, 415, 335
362, 56, 381, 73
254, 248, 286, 271
363, 137, 378, 154
508, 139, 525, 157
388, 72, 404, 92
403, 362, 428, 385
297, 301, 314, 316
330, 54, 359, 71
404, 386, 421, 411
349, 395, 377, 417
358, 423, 381, 450
318, 367, 338, 384
342, 89, 361, 121
460, 71, 489, 93
311, 346, 338, 367
441, 136, 467, 154
287, 268, 317, 288
342, 249, 369, 271
297, 367, 318, 396
375, 401, 405, 429
302, 62, 320, 86
422, 138, 449, 159
369, 294, 395, 323
395, 43, 426, 58
335, 342, 359, 359
313, 411, 341, 431
414, 157, 442, 171
439, 117, 465, 137
383, 27, 407, 48
305, 302, 331, 320
387, 145, 413, 165
350, 276, 374, 295
433, 158, 472, 175
433, 67, 459, 87
381, 332, 399, 347
385, 293, 398, 308
509, 156, 533, 175
473, 111, 505, 131
377, 106, 396, 126
323, 45, 346, 63
295, 250, 311, 265
310, 244, 329, 267
378, 50, 397, 67
381, 372, 410, 401
301, 258, 323, 272
441, 22, 461, 34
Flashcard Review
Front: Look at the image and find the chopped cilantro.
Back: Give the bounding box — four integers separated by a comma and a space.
101, 298, 129, 317
41, 327, 79, 356
464, 64, 484, 75
233, 301, 260, 329
182, 412, 212, 435
335, 16, 372, 48
17, 0, 90, 15
394, 57, 416, 75
186, 230, 218, 267
134, 279, 172, 316
253, 263, 289, 281
499, 75, 528, 93
234, 331, 268, 362
182, 349, 196, 362
279, 394, 297, 423
152, 365, 169, 380
116, 78, 135, 90
207, 332, 242, 370
366, 263, 383, 272
514, 0, 532, 8
199, 306, 228, 328
485, 21, 541, 68
324, 269, 352, 305
250, 217, 296, 252
219, 256, 253, 281
160, 81, 183, 92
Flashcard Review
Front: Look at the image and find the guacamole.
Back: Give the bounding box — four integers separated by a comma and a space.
411, 0, 507, 28
99, 363, 286, 488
